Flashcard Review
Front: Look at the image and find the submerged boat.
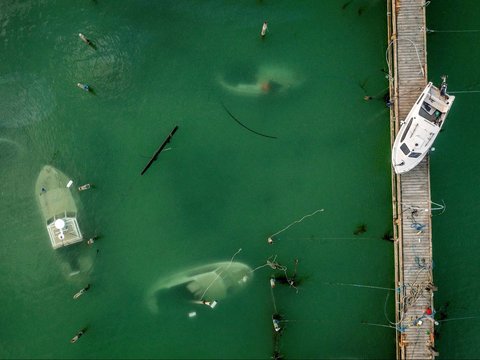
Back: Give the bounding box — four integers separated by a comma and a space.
146, 261, 252, 314
392, 76, 455, 174
35, 165, 83, 249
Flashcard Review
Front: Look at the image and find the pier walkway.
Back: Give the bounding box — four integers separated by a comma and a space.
387, 1, 438, 359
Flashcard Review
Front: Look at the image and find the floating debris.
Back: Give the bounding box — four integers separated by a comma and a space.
140, 125, 178, 176
353, 223, 367, 235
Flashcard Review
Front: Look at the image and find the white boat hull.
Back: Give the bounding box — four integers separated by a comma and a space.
392, 81, 455, 174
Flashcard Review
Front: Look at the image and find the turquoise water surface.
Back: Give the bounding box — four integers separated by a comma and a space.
1, 1, 399, 358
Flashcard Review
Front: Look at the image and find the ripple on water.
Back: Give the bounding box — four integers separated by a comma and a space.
0, 73, 56, 128
62, 26, 146, 99
0, 138, 22, 164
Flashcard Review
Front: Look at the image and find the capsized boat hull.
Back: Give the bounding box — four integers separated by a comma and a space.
219, 65, 302, 96
392, 81, 455, 174
146, 261, 252, 313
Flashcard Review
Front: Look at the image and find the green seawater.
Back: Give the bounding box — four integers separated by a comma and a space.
428, 1, 480, 359
0, 0, 397, 358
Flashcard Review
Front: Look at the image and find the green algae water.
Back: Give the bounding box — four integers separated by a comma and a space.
427, 2, 480, 359
0, 1, 396, 358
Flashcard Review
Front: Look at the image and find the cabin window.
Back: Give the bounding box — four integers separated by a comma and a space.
400, 143, 410, 155
408, 152, 421, 158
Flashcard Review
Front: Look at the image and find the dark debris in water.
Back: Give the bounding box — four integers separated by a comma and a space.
353, 223, 367, 235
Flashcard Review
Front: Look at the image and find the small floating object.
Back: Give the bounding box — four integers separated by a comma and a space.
73, 285, 90, 300
272, 315, 282, 332
267, 237, 273, 244
270, 277, 276, 288
70, 328, 87, 344
261, 21, 268, 37
77, 83, 90, 92
202, 300, 218, 309
78, 184, 91, 191
66, 180, 73, 188
78, 33, 91, 45
188, 311, 197, 318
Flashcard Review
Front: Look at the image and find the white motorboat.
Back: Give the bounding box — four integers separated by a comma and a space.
392, 77, 455, 174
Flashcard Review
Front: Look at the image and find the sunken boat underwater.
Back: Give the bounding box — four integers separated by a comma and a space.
392, 76, 455, 174
147, 261, 252, 313
35, 165, 83, 249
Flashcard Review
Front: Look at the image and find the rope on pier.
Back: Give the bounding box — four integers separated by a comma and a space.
385, 38, 425, 81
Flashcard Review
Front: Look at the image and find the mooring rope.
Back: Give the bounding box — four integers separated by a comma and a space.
449, 90, 480, 94
220, 101, 277, 139
325, 281, 395, 291
428, 28, 480, 33
269, 209, 324, 241
385, 38, 425, 81
271, 286, 278, 313
200, 248, 242, 300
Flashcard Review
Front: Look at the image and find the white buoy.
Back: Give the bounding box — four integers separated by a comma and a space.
66, 180, 73, 188
261, 21, 268, 37
188, 311, 197, 318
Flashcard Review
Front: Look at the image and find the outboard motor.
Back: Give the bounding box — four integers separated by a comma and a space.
440, 75, 448, 98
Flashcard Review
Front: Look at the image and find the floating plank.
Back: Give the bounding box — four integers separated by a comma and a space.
140, 125, 179, 176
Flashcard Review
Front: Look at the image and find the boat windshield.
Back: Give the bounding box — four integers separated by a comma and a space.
400, 143, 410, 155
408, 152, 422, 158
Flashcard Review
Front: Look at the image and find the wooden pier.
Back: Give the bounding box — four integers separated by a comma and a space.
387, 1, 438, 359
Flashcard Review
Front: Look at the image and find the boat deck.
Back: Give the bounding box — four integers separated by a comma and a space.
47, 214, 83, 249
36, 165, 83, 249
388, 1, 438, 359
